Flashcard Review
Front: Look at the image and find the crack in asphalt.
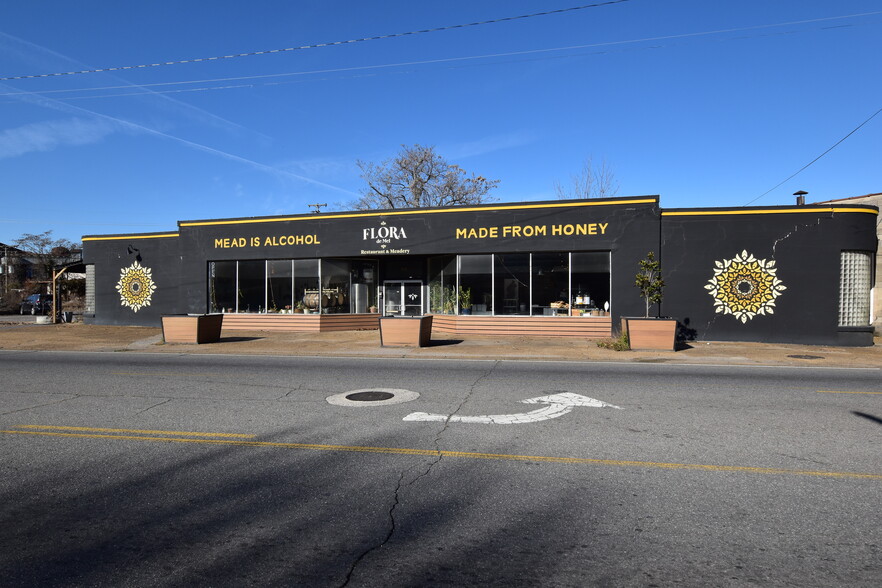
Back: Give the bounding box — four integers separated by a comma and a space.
0, 394, 80, 416
133, 397, 172, 416
339, 361, 501, 587
338, 469, 407, 588
278, 382, 305, 400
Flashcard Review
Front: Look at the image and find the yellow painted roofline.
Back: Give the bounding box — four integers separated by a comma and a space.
662, 207, 878, 217
83, 233, 179, 242
179, 198, 659, 227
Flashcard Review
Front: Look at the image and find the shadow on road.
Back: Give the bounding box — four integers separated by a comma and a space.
853, 411, 882, 426
0, 426, 611, 586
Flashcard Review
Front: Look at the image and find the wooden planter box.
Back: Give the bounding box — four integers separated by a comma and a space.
622, 317, 677, 351
379, 316, 433, 347
161, 314, 224, 344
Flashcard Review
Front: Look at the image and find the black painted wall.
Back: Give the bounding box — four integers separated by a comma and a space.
84, 197, 661, 328
175, 197, 662, 322
82, 233, 182, 326
83, 198, 878, 344
661, 206, 878, 345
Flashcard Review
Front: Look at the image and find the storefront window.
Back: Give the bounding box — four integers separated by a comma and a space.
237, 260, 265, 313
428, 255, 457, 314
459, 254, 492, 315
571, 252, 611, 312
321, 259, 350, 314
267, 260, 293, 313
531, 253, 570, 315
494, 254, 530, 315
208, 261, 237, 313
349, 259, 379, 313
295, 259, 320, 312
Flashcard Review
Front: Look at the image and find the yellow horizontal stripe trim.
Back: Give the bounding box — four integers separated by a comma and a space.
818, 390, 882, 395
83, 233, 179, 241
662, 207, 877, 217
15, 425, 255, 439
179, 198, 659, 227
5, 429, 879, 480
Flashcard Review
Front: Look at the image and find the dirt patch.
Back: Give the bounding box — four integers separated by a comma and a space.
0, 323, 879, 368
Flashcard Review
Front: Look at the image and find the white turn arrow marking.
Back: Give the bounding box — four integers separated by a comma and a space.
403, 392, 622, 425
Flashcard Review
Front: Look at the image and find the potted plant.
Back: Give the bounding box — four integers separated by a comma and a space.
458, 286, 472, 315
623, 251, 677, 350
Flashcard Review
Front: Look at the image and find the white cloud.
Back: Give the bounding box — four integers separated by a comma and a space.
447, 131, 535, 160
280, 156, 358, 179
0, 117, 117, 159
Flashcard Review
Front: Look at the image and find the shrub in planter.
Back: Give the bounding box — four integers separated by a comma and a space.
625, 251, 677, 351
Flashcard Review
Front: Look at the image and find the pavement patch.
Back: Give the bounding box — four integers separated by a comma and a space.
327, 388, 420, 407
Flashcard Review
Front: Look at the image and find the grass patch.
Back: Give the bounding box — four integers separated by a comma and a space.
596, 333, 629, 351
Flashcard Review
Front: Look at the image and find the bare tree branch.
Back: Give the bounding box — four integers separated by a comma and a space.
353, 144, 499, 210
555, 155, 620, 200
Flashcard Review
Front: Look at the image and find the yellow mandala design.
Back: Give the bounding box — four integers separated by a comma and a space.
116, 261, 157, 313
705, 250, 786, 323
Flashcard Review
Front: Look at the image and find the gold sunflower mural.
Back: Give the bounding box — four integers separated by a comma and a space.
705, 250, 786, 323
115, 261, 157, 313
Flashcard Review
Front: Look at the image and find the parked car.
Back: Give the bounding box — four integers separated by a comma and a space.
20, 294, 52, 315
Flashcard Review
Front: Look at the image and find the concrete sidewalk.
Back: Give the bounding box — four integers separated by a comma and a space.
0, 320, 879, 368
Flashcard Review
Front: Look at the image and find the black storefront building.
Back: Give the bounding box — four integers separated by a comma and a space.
82, 196, 879, 346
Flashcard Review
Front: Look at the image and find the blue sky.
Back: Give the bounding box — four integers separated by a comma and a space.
1, 0, 880, 245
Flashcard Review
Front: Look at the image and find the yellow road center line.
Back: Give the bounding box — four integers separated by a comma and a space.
14, 425, 256, 439
110, 372, 233, 378
818, 391, 882, 395
3, 429, 879, 480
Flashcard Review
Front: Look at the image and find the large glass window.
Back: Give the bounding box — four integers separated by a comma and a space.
267, 260, 293, 313
295, 259, 320, 313
208, 261, 236, 313
531, 253, 570, 315
321, 259, 350, 314
238, 260, 266, 313
459, 254, 492, 315
350, 259, 379, 313
494, 254, 530, 315
428, 255, 457, 314
571, 252, 611, 312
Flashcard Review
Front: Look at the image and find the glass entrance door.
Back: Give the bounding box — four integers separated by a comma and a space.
384, 281, 423, 316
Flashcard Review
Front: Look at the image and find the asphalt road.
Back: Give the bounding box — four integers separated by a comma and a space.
1, 350, 880, 587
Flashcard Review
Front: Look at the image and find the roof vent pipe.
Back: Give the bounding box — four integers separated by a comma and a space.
793, 190, 808, 206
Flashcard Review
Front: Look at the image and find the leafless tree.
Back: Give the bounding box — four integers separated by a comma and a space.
353, 144, 499, 210
13, 231, 79, 281
554, 156, 619, 200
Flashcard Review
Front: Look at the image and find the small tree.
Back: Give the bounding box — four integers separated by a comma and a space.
354, 144, 499, 210
635, 251, 664, 318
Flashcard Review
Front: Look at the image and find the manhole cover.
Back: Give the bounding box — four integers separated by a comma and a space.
787, 354, 825, 360
346, 391, 395, 402
327, 388, 420, 407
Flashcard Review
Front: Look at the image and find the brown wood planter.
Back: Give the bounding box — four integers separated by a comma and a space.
430, 315, 612, 338
379, 316, 433, 347
622, 317, 677, 351
161, 314, 224, 344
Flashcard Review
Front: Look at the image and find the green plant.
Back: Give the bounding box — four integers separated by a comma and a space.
458, 286, 472, 309
596, 333, 629, 351
635, 251, 664, 318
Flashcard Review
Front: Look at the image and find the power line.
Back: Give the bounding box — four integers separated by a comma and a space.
745, 106, 882, 206
4, 10, 878, 101
0, 1, 631, 82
